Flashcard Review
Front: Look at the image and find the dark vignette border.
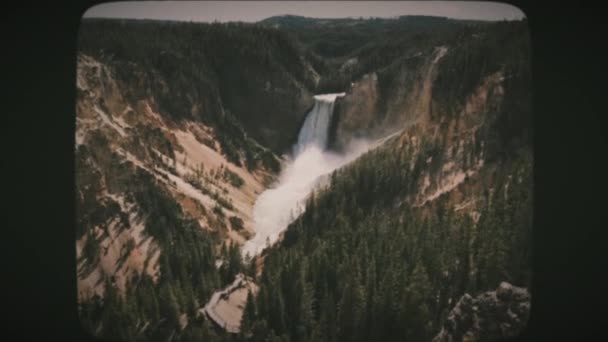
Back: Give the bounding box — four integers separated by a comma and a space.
5, 1, 608, 341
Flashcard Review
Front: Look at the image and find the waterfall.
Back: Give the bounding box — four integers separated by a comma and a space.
242, 92, 359, 259
293, 93, 345, 156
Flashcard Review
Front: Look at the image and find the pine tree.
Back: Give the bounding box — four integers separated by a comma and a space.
241, 289, 257, 336
319, 290, 337, 342
405, 262, 433, 341
337, 273, 358, 342
295, 274, 315, 342
159, 283, 180, 327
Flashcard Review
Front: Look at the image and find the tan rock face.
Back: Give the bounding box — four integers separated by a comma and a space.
75, 54, 277, 302
432, 282, 531, 342
331, 72, 380, 150
330, 47, 450, 151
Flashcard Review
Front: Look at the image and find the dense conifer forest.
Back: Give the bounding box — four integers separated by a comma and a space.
242, 141, 532, 342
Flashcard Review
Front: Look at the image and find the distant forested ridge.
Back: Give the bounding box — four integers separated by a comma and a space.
261, 15, 499, 94
78, 18, 317, 158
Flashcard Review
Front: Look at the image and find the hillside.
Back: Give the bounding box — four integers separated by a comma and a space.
260, 15, 492, 94
78, 18, 318, 156
241, 19, 532, 342
75, 18, 325, 341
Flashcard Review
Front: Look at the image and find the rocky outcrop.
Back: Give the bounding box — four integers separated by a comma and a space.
432, 282, 531, 342
329, 72, 380, 150
329, 46, 448, 152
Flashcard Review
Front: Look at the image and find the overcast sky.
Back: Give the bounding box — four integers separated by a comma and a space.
83, 1, 525, 22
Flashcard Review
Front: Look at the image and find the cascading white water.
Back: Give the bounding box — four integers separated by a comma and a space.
242, 92, 375, 259
293, 93, 344, 156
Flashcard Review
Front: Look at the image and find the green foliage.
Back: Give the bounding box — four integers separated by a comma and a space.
264, 15, 486, 96
184, 171, 235, 211
229, 216, 245, 231
75, 143, 130, 239
79, 230, 100, 274
223, 168, 245, 188
246, 139, 532, 341
138, 123, 176, 160
219, 242, 245, 285
262, 15, 466, 60
77, 161, 246, 341
316, 71, 351, 94
78, 18, 314, 156
213, 203, 225, 218
432, 20, 531, 124
241, 289, 257, 336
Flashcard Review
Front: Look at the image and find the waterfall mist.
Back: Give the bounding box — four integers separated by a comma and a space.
242, 93, 374, 259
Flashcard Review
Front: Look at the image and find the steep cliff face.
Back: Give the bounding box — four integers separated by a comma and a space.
75, 53, 271, 301
329, 20, 531, 158
329, 72, 380, 150
245, 19, 532, 342
329, 46, 448, 151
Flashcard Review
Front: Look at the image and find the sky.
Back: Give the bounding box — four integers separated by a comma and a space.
83, 1, 525, 22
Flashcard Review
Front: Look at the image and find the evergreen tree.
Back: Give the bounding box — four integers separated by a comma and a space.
241, 289, 257, 336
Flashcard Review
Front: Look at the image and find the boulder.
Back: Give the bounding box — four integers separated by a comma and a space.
432, 282, 531, 342
496, 281, 513, 301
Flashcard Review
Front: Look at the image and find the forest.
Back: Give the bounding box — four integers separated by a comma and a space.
76, 129, 249, 341
241, 140, 532, 342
